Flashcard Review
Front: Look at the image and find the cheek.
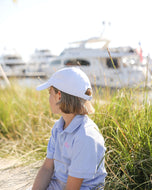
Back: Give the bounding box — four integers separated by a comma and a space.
49, 95, 56, 109
49, 94, 60, 114
49, 95, 53, 106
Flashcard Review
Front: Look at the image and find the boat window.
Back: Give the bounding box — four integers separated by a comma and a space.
4, 56, 20, 60
64, 59, 90, 66
40, 50, 50, 53
50, 60, 61, 65
46, 55, 53, 58
106, 58, 119, 69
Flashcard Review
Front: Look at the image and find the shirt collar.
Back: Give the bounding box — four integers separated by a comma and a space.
56, 117, 64, 132
64, 115, 87, 133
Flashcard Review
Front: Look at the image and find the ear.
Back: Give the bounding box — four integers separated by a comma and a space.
57, 90, 61, 101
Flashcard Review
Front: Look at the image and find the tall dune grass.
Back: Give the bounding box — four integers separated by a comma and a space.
92, 87, 152, 189
0, 83, 58, 161
0, 83, 152, 189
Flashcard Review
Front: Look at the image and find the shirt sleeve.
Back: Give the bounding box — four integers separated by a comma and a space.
46, 125, 56, 159
68, 133, 105, 179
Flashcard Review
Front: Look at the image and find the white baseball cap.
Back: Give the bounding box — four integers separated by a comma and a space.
36, 67, 92, 100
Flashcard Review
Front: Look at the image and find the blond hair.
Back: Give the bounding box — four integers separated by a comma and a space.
53, 86, 94, 114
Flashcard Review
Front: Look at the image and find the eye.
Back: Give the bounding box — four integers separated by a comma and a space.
48, 88, 51, 94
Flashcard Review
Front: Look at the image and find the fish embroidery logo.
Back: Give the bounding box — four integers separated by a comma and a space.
64, 142, 69, 148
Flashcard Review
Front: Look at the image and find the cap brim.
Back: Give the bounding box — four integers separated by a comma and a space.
36, 82, 51, 91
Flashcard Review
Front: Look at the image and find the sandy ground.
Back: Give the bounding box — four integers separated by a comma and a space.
0, 158, 43, 190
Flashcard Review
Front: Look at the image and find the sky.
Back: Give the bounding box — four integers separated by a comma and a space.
0, 0, 152, 61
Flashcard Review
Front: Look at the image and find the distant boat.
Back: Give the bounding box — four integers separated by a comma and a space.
26, 49, 56, 73
0, 51, 27, 74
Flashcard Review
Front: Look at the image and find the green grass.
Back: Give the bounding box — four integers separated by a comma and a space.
0, 83, 58, 162
92, 87, 152, 189
0, 83, 152, 189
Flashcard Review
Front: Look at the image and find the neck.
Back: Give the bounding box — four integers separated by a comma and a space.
62, 113, 76, 129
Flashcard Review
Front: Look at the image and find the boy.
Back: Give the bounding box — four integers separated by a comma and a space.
31, 67, 107, 190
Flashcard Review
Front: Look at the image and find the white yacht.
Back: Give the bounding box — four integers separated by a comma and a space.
0, 51, 26, 75
41, 37, 151, 88
26, 49, 56, 72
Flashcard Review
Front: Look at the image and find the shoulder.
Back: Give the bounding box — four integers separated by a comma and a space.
75, 116, 105, 146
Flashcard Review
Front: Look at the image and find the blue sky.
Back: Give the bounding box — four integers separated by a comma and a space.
0, 0, 152, 60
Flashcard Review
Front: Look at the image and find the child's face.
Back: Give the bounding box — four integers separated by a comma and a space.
48, 86, 61, 114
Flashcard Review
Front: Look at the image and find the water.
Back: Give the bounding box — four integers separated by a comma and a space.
0, 77, 47, 89
0, 77, 152, 103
